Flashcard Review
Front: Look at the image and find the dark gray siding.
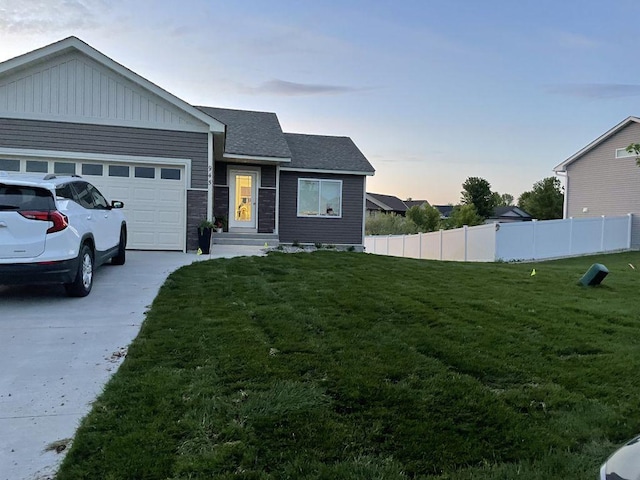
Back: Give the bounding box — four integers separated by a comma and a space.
0, 118, 209, 188
214, 186, 229, 222
258, 189, 276, 233
214, 162, 228, 186
279, 171, 365, 245
261, 165, 276, 187
187, 190, 208, 250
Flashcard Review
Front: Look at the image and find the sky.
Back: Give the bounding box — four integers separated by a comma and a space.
0, 0, 639, 204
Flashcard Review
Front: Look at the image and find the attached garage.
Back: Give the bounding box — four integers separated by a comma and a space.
0, 37, 225, 251
79, 162, 187, 250
0, 154, 188, 250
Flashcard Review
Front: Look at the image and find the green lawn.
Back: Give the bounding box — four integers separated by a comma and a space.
57, 251, 640, 479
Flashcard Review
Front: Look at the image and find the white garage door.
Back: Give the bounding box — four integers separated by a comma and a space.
80, 162, 186, 251
1, 157, 187, 251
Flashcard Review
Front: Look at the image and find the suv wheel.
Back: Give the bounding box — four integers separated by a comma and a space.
65, 244, 94, 297
111, 228, 126, 265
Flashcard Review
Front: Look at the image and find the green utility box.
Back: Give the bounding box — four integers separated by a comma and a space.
578, 263, 609, 286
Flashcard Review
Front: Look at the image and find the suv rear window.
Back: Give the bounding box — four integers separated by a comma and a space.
0, 185, 56, 211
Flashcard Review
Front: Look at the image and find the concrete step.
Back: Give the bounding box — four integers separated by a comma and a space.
212, 233, 279, 246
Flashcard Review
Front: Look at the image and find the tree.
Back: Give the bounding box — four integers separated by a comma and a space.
517, 177, 564, 220
443, 204, 484, 229
406, 204, 441, 232
626, 143, 640, 166
461, 177, 496, 218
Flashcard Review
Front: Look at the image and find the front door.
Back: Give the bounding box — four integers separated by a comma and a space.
229, 170, 258, 230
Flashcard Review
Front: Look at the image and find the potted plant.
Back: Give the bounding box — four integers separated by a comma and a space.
214, 217, 223, 233
215, 215, 228, 233
197, 219, 214, 254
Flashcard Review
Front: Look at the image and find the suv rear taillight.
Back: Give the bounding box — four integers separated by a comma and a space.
19, 210, 69, 234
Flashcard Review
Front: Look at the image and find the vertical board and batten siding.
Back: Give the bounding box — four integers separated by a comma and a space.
0, 51, 204, 129
566, 121, 640, 247
279, 171, 365, 245
0, 118, 209, 188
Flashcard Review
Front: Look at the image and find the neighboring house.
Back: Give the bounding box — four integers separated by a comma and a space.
365, 193, 408, 216
487, 206, 532, 223
553, 116, 640, 248
403, 199, 429, 209
0, 37, 374, 251
433, 205, 454, 220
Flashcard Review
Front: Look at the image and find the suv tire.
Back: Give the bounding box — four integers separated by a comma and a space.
65, 244, 94, 297
111, 228, 126, 266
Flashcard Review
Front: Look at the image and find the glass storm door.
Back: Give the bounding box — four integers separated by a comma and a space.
229, 171, 257, 230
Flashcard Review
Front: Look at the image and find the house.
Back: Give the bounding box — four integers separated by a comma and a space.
433, 205, 454, 220
403, 199, 429, 209
0, 37, 374, 251
553, 116, 640, 248
487, 206, 532, 223
365, 193, 408, 216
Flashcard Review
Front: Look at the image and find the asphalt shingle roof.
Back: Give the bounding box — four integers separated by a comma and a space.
366, 193, 407, 212
284, 133, 375, 174
197, 106, 291, 159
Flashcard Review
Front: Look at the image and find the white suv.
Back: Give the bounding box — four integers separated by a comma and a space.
0, 172, 127, 297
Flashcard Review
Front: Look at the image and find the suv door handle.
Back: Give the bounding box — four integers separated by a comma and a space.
87, 215, 92, 220
0, 221, 6, 227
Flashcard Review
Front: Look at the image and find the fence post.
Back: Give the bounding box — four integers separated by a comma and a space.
600, 215, 606, 252
439, 229, 443, 260
628, 213, 633, 248
418, 232, 422, 259
386, 235, 390, 255
464, 225, 468, 261
531, 220, 537, 260
569, 217, 573, 255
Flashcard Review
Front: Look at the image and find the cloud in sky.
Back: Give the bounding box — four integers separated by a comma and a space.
0, 0, 107, 33
547, 84, 640, 99
238, 79, 365, 97
555, 31, 602, 49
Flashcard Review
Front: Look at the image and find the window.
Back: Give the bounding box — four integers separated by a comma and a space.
26, 160, 48, 173
71, 182, 109, 209
109, 165, 129, 177
160, 168, 181, 180
135, 166, 155, 178
297, 179, 342, 217
0, 159, 20, 171
55, 184, 75, 200
54, 162, 76, 175
615, 148, 634, 159
82, 164, 103, 176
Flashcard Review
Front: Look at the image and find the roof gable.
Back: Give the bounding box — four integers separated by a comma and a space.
554, 116, 640, 172
0, 37, 224, 133
197, 106, 291, 160
490, 206, 532, 219
284, 133, 374, 175
366, 193, 407, 212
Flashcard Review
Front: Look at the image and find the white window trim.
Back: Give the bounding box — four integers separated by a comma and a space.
615, 147, 635, 159
297, 178, 343, 218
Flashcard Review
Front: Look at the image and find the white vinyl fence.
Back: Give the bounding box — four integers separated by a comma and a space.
365, 214, 633, 262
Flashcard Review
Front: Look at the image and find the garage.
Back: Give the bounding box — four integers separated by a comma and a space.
0, 156, 187, 251
79, 162, 187, 251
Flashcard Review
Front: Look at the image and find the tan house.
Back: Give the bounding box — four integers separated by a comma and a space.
553, 116, 640, 248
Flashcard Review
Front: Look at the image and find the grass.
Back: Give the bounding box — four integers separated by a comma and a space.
56, 251, 640, 479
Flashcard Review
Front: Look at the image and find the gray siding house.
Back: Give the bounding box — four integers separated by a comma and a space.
0, 37, 374, 251
553, 116, 640, 247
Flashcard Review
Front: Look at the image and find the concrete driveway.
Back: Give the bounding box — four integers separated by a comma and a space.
0, 246, 265, 480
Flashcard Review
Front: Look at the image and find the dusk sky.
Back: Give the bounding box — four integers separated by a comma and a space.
1, 0, 638, 204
